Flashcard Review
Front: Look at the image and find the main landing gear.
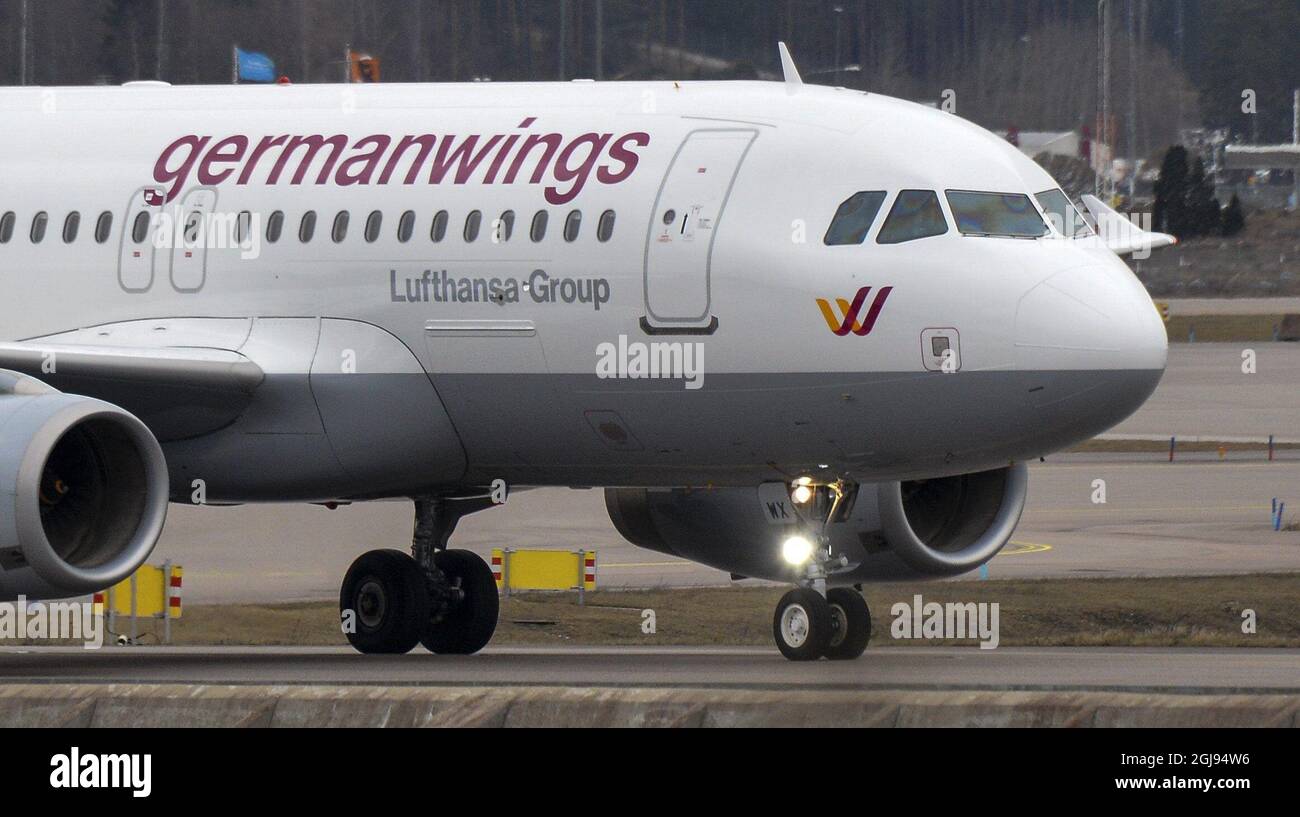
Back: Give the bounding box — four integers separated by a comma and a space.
340, 496, 500, 655
771, 480, 873, 661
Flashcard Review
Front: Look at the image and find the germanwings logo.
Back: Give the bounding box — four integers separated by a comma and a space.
151, 117, 650, 206
816, 286, 893, 336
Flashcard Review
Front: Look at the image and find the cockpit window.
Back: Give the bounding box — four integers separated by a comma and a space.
824, 191, 887, 245
876, 190, 948, 244
945, 190, 1048, 238
1034, 188, 1094, 237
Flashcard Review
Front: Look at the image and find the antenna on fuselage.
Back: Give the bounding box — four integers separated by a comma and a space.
777, 42, 803, 90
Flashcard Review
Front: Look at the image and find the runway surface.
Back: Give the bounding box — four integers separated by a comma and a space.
152, 457, 1300, 601
142, 342, 1300, 602
1109, 343, 1299, 440
2, 646, 1297, 692
1163, 297, 1300, 316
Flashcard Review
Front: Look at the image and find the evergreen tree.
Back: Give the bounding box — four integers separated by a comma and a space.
1221, 194, 1246, 237
1152, 146, 1190, 237
1186, 157, 1221, 238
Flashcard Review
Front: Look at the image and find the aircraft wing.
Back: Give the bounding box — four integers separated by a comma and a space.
0, 336, 263, 442
1080, 194, 1178, 256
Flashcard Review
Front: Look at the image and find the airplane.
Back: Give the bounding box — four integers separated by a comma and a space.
0, 45, 1169, 661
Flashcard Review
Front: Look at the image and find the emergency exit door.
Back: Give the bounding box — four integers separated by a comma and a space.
642, 129, 757, 334
118, 187, 164, 293
170, 187, 219, 293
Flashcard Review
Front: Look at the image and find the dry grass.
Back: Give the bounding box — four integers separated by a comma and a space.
1070, 438, 1298, 453
12, 573, 1293, 649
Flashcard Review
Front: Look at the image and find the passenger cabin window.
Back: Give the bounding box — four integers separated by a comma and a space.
95, 212, 113, 244
1, 211, 16, 243
530, 211, 548, 242
563, 210, 582, 242
824, 191, 887, 245
299, 210, 317, 242
364, 210, 383, 243
597, 210, 616, 242
945, 191, 1048, 238
397, 211, 415, 243
430, 210, 449, 242
332, 211, 349, 243
493, 210, 515, 243
463, 210, 482, 242
131, 211, 151, 243
31, 211, 49, 243
266, 210, 285, 243
876, 191, 948, 245
235, 211, 253, 244
1034, 188, 1093, 237
62, 212, 80, 243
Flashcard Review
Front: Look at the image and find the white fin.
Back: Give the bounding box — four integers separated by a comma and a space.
1081, 194, 1178, 256
778, 42, 802, 89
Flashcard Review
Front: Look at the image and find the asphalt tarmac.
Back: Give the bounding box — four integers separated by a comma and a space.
2, 646, 1298, 692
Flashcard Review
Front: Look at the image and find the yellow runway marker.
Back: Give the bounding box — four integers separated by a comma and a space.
998, 541, 1053, 556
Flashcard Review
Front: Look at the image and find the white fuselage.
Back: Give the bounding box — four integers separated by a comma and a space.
0, 80, 1166, 501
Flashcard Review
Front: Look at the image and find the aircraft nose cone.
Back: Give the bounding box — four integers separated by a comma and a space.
1014, 264, 1166, 437
1015, 264, 1168, 373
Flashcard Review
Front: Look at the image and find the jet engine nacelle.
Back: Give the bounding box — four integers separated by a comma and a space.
606, 463, 1028, 583
0, 371, 168, 601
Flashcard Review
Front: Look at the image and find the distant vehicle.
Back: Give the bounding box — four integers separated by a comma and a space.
0, 47, 1169, 660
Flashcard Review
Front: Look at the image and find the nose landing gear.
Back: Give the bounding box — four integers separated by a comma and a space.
340, 496, 500, 655
773, 587, 832, 661
771, 480, 873, 661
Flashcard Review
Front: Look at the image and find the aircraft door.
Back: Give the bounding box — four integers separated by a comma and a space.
118, 187, 165, 293
642, 128, 757, 334
170, 187, 219, 293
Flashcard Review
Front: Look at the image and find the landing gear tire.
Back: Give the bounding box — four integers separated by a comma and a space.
773, 588, 833, 661
824, 588, 871, 660
420, 549, 500, 655
340, 549, 430, 654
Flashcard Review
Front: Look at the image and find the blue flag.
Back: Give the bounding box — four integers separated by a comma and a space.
235, 48, 276, 83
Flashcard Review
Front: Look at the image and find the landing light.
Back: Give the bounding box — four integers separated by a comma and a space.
782, 535, 814, 566
790, 477, 815, 505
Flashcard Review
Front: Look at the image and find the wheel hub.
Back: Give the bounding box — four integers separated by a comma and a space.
780, 603, 810, 647
827, 603, 848, 648
356, 579, 387, 629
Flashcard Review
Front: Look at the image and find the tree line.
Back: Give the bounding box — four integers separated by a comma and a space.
2, 1, 1296, 150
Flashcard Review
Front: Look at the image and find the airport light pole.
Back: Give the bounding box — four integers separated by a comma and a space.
18, 0, 28, 86
1096, 0, 1111, 199
300, 0, 310, 82
1127, 0, 1138, 201
156, 0, 166, 80
833, 5, 844, 85
594, 0, 603, 81
558, 0, 567, 80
